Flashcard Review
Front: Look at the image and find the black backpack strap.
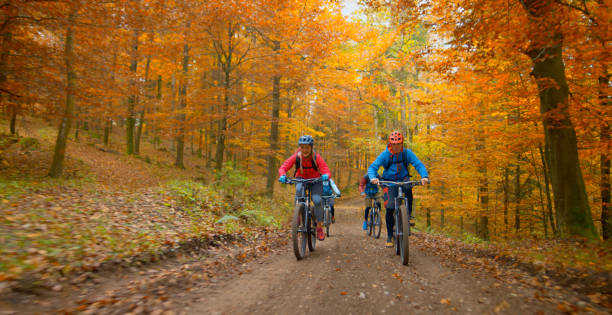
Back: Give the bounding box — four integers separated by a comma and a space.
294, 155, 300, 177
403, 150, 410, 177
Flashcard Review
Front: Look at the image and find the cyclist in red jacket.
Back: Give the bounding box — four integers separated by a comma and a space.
279, 135, 331, 241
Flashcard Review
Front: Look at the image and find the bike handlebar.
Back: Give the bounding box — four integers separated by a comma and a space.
282, 177, 323, 185
321, 194, 339, 199
378, 180, 423, 187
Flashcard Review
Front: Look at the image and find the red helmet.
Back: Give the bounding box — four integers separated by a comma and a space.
389, 131, 403, 144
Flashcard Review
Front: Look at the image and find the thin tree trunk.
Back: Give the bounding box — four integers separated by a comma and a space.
198, 129, 203, 158
539, 144, 556, 235
49, 7, 77, 178
74, 120, 79, 142
175, 41, 189, 169
532, 149, 548, 237
9, 105, 16, 134
503, 167, 509, 236
266, 41, 281, 197
135, 34, 153, 156
0, 9, 14, 118
126, 29, 138, 155
514, 160, 521, 232
285, 97, 293, 156
600, 73, 611, 239
104, 118, 111, 147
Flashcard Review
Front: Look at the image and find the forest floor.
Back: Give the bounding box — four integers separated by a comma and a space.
1, 198, 610, 314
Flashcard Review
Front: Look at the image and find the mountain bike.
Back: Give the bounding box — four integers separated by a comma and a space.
366, 197, 382, 238
379, 180, 423, 265
322, 194, 338, 237
282, 177, 322, 260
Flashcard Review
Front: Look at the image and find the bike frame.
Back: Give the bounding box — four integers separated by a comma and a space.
379, 180, 422, 264
286, 177, 322, 232
380, 180, 421, 222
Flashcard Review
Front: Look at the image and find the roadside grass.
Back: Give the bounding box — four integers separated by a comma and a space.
415, 219, 612, 273
0, 176, 292, 289
0, 117, 293, 291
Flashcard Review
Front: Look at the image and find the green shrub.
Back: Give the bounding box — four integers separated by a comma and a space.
213, 162, 250, 199
19, 137, 39, 150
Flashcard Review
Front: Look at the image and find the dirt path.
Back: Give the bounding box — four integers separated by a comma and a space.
4, 198, 605, 314
178, 199, 562, 315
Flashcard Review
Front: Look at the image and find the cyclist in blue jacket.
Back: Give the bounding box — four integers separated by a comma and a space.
368, 131, 429, 247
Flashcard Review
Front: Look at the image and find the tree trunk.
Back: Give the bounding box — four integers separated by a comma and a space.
503, 167, 509, 236
480, 216, 489, 241
521, 0, 598, 239
600, 73, 611, 240
0, 10, 13, 114
135, 36, 153, 156
539, 144, 556, 235
175, 42, 189, 169
534, 150, 548, 238
514, 161, 521, 232
266, 41, 281, 197
400, 88, 407, 140
285, 97, 293, 156
126, 29, 138, 155
104, 118, 111, 147
215, 62, 230, 170
74, 120, 79, 142
49, 8, 77, 178
198, 129, 203, 158
9, 105, 16, 134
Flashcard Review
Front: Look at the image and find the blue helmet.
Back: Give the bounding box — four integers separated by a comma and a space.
298, 135, 314, 145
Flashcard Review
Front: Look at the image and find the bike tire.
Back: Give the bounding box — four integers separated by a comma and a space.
292, 203, 306, 260
399, 204, 410, 265
394, 209, 401, 256
307, 208, 316, 252
368, 210, 373, 236
325, 207, 331, 237
374, 208, 382, 239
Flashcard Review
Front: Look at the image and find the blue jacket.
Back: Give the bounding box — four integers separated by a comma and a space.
368, 147, 428, 182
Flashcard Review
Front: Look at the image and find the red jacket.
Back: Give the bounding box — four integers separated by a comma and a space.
278, 150, 331, 179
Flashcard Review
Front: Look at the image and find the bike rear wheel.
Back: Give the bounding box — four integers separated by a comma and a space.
307, 208, 316, 251
399, 204, 410, 265
373, 208, 382, 239
292, 203, 307, 260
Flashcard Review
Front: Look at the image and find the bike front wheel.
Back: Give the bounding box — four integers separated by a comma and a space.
399, 204, 410, 265
368, 210, 374, 237
307, 208, 316, 252
394, 209, 401, 256
373, 208, 382, 239
324, 207, 331, 237
292, 203, 307, 260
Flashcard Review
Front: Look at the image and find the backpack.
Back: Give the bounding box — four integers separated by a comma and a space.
294, 152, 319, 176
385, 149, 410, 176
